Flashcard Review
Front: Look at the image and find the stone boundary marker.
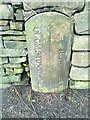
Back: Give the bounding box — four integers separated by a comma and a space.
0, 0, 89, 90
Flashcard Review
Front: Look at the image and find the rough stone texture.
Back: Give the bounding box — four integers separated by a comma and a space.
5, 67, 24, 75
0, 36, 3, 47
3, 63, 21, 68
9, 57, 26, 63
26, 12, 73, 92
70, 80, 90, 89
0, 4, 13, 19
0, 26, 9, 31
0, 65, 5, 76
0, 1, 89, 91
14, 67, 24, 74
74, 4, 88, 34
0, 57, 8, 64
0, 2, 26, 88
72, 52, 90, 67
4, 41, 27, 49
24, 11, 36, 21
0, 20, 9, 26
14, 9, 24, 20
25, 66, 29, 72
72, 35, 89, 51
2, 35, 26, 41
0, 75, 21, 84
0, 30, 24, 35
5, 67, 14, 75
10, 21, 24, 30
70, 66, 90, 81
23, 0, 84, 16
0, 48, 27, 57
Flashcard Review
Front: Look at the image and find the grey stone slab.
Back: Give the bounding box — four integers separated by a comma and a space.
25, 12, 73, 93
0, 36, 3, 56
9, 57, 26, 63
72, 52, 90, 67
10, 21, 24, 30
0, 48, 27, 57
0, 30, 24, 35
0, 4, 13, 19
25, 66, 30, 72
70, 80, 90, 89
14, 9, 24, 20
2, 35, 26, 41
14, 67, 24, 74
0, 57, 8, 65
3, 63, 21, 68
23, 0, 84, 16
0, 65, 5, 76
74, 4, 89, 34
70, 66, 90, 81
5, 67, 14, 75
4, 41, 27, 49
0, 20, 8, 26
5, 67, 24, 75
0, 26, 9, 31
72, 36, 89, 51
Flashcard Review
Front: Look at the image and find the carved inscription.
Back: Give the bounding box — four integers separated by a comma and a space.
33, 28, 43, 83
58, 49, 65, 84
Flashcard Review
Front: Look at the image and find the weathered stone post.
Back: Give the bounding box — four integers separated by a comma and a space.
25, 3, 74, 93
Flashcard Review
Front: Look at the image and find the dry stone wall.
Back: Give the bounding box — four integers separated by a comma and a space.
0, 2, 29, 88
0, 0, 89, 90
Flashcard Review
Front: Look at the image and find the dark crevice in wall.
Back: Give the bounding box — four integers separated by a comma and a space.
72, 64, 90, 68
72, 50, 90, 52
70, 78, 90, 82
21, 54, 30, 84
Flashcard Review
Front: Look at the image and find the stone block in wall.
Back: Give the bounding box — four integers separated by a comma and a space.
25, 66, 30, 72
0, 26, 9, 31
14, 9, 24, 20
23, 0, 84, 16
10, 21, 24, 30
74, 3, 89, 34
0, 65, 5, 76
0, 48, 27, 57
0, 75, 21, 84
0, 20, 9, 26
0, 57, 8, 65
0, 30, 24, 35
2, 35, 26, 41
0, 4, 13, 19
70, 80, 90, 89
9, 57, 26, 63
12, 2, 23, 9
14, 67, 24, 74
5, 67, 14, 76
5, 67, 24, 75
72, 36, 89, 51
70, 66, 90, 81
71, 52, 90, 67
4, 41, 27, 49
3, 63, 21, 68
0, 36, 3, 47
